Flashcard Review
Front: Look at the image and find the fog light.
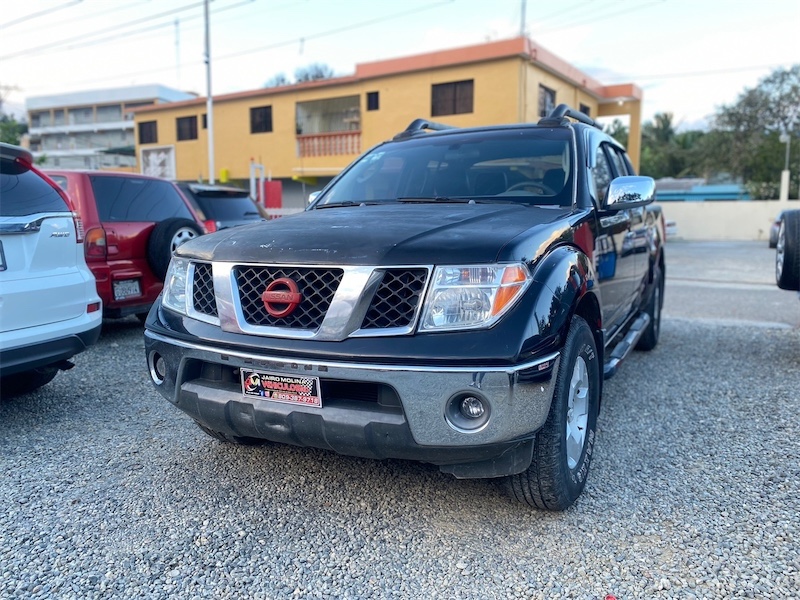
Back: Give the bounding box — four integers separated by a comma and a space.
148, 351, 166, 385
460, 396, 485, 419
445, 392, 491, 433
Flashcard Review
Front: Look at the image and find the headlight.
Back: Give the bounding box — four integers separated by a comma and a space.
419, 263, 531, 331
161, 257, 191, 315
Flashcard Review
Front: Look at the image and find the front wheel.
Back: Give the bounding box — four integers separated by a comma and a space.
505, 315, 600, 510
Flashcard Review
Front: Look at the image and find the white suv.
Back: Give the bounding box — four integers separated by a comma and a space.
0, 143, 102, 396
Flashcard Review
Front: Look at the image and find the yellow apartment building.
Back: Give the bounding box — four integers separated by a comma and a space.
131, 36, 642, 209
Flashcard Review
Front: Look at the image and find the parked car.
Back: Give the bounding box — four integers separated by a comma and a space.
776, 209, 800, 292
46, 170, 207, 320
177, 183, 264, 231
769, 210, 787, 248
0, 144, 102, 396
144, 105, 665, 511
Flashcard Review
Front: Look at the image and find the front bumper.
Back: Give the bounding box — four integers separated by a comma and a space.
144, 329, 559, 477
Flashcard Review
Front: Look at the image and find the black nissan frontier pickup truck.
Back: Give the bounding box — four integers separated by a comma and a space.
144, 104, 665, 510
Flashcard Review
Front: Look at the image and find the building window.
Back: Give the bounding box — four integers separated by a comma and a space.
176, 116, 198, 141
250, 106, 273, 134
538, 85, 556, 118
202, 113, 207, 129
579, 103, 591, 117
366, 91, 379, 111
431, 80, 474, 117
138, 121, 158, 144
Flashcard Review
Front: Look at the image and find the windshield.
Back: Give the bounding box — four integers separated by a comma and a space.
315, 128, 574, 207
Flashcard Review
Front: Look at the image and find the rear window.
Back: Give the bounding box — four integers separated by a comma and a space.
0, 158, 70, 216
89, 175, 194, 222
190, 192, 260, 220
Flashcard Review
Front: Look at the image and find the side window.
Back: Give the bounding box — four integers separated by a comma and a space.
89, 176, 194, 222
50, 175, 68, 192
608, 147, 629, 178
591, 146, 613, 206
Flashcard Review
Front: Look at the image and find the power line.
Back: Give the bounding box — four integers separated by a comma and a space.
604, 63, 792, 82
7, 0, 148, 37
0, 0, 83, 31
18, 0, 455, 93
215, 0, 455, 62
0, 0, 207, 61
535, 0, 664, 34
14, 0, 255, 58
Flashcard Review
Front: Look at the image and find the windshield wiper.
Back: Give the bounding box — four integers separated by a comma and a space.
397, 196, 476, 204
314, 201, 383, 209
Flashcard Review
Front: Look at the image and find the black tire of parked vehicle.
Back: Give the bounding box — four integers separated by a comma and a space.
505, 315, 600, 510
195, 422, 263, 445
1, 366, 59, 397
776, 211, 800, 291
636, 268, 664, 351
147, 218, 204, 281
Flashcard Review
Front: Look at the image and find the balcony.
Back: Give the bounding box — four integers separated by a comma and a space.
297, 131, 361, 158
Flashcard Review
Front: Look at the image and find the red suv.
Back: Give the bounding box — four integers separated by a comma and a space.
46, 170, 206, 320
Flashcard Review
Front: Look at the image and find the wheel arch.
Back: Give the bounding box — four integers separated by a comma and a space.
528, 244, 604, 367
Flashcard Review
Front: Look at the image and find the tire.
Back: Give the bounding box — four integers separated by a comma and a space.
636, 267, 664, 351
147, 218, 203, 281
195, 422, 263, 445
776, 211, 800, 291
505, 316, 600, 510
1, 366, 59, 397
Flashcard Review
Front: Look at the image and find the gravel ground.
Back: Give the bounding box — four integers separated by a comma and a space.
2, 242, 799, 599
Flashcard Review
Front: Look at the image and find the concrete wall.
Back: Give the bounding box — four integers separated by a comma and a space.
659, 200, 799, 241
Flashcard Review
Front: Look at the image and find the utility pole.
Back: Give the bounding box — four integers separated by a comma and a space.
204, 0, 215, 184
779, 133, 791, 202
174, 18, 181, 90
520, 0, 527, 37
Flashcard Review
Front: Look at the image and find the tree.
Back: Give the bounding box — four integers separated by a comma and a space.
708, 64, 800, 197
264, 73, 290, 88
294, 63, 334, 83
640, 112, 684, 179
604, 119, 628, 148
0, 114, 26, 145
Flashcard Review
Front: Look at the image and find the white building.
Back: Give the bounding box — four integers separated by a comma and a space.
26, 85, 196, 170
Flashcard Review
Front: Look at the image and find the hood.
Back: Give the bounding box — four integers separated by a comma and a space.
177, 203, 573, 265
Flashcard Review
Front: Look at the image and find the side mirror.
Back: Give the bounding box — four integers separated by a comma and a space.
606, 176, 655, 210
307, 191, 320, 206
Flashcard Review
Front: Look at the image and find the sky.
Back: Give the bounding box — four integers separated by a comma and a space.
1, 0, 798, 131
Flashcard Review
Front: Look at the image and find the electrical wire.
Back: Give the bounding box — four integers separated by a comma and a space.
0, 0, 207, 60
17, 0, 455, 92
0, 0, 83, 31
214, 0, 455, 62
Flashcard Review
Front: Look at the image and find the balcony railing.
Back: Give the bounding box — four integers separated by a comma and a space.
297, 131, 361, 158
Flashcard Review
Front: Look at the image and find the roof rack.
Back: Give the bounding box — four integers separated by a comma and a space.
538, 103, 602, 130
393, 118, 456, 140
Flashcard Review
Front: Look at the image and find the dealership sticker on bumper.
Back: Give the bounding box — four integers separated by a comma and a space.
241, 369, 322, 407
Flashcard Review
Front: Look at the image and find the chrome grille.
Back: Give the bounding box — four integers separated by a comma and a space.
234, 266, 343, 329
361, 269, 428, 329
192, 262, 217, 317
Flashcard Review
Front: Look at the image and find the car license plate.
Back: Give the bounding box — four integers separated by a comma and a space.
241, 369, 322, 408
113, 279, 141, 300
